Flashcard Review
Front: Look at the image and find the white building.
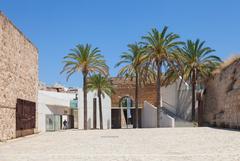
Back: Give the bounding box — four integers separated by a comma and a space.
37, 90, 77, 132
37, 88, 111, 132
77, 89, 112, 130
37, 78, 192, 132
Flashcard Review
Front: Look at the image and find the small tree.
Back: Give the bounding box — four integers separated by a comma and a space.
87, 74, 114, 129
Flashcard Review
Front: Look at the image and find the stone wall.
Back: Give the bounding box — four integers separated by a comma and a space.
203, 58, 240, 128
0, 12, 38, 141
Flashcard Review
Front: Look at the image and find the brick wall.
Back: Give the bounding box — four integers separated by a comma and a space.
203, 59, 240, 128
111, 78, 157, 107
0, 12, 38, 141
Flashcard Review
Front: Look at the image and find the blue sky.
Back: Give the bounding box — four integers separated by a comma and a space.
1, 0, 240, 87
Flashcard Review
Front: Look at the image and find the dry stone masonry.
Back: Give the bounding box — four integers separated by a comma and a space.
0, 12, 38, 141
203, 58, 240, 128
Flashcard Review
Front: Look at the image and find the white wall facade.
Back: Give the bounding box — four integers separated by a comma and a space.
161, 83, 178, 114
141, 79, 191, 128
160, 111, 175, 127
160, 79, 192, 120
142, 101, 157, 128
38, 90, 76, 107
142, 101, 175, 128
37, 90, 76, 132
78, 89, 111, 130
38, 89, 111, 132
176, 80, 192, 120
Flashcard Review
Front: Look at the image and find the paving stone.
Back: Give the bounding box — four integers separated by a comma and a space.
0, 128, 240, 161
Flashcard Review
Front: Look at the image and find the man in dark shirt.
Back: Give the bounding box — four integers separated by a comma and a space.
63, 119, 67, 130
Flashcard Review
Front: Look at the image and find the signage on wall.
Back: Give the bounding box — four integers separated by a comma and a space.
70, 99, 78, 109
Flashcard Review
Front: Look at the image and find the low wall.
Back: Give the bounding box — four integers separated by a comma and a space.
142, 101, 175, 128
142, 101, 157, 128
160, 111, 175, 127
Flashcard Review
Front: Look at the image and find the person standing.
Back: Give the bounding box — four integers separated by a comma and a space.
63, 119, 68, 130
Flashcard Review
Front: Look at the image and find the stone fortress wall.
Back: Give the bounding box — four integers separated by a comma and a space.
203, 57, 240, 128
0, 12, 38, 141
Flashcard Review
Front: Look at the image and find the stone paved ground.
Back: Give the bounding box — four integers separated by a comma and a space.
0, 127, 240, 161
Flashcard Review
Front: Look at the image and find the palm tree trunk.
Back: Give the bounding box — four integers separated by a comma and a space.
157, 62, 162, 128
83, 73, 88, 130
98, 91, 103, 129
93, 98, 97, 129
135, 72, 139, 128
192, 69, 196, 122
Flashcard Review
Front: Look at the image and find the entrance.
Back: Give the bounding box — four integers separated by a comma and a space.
111, 96, 142, 128
16, 99, 36, 137
46, 114, 61, 131
120, 96, 133, 128
46, 114, 74, 131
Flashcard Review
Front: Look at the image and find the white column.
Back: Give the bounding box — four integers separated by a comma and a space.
78, 89, 84, 129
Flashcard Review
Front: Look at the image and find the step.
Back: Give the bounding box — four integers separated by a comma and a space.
175, 120, 194, 127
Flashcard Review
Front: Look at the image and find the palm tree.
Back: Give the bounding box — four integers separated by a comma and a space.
178, 39, 222, 121
61, 44, 108, 130
115, 43, 148, 128
163, 50, 186, 91
87, 74, 114, 129
142, 26, 183, 127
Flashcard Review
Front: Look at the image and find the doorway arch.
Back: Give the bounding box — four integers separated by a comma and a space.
119, 96, 133, 107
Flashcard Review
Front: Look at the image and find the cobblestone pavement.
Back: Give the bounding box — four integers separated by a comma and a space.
0, 127, 240, 161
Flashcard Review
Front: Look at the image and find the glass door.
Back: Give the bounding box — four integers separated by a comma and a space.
54, 115, 61, 131
46, 114, 54, 131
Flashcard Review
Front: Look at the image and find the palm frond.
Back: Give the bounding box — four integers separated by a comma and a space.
87, 74, 114, 97
61, 43, 108, 81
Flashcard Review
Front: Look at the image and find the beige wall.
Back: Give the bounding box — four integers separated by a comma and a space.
0, 12, 38, 141
203, 59, 240, 128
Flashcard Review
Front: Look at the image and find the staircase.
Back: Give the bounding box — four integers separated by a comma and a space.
162, 107, 194, 127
